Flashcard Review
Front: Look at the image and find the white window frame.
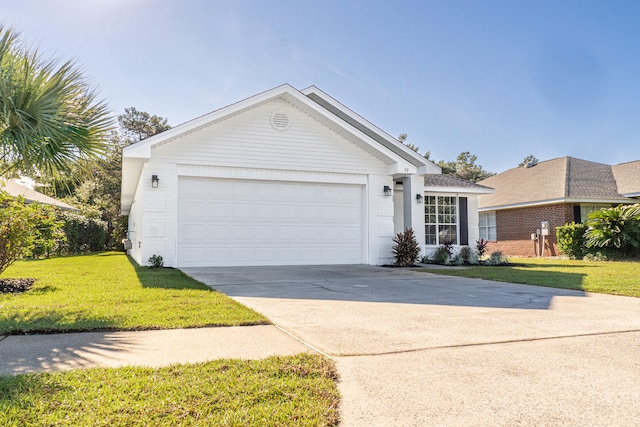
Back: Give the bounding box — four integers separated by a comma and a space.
479, 211, 497, 241
580, 204, 610, 222
425, 195, 459, 246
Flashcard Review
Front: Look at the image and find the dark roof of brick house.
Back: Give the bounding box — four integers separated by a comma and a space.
612, 161, 640, 197
478, 157, 639, 210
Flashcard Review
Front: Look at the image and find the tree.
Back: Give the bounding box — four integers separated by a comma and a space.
0, 192, 62, 274
58, 108, 171, 249
437, 151, 494, 182
398, 133, 421, 153
0, 25, 112, 178
396, 133, 492, 182
118, 107, 171, 145
519, 154, 539, 167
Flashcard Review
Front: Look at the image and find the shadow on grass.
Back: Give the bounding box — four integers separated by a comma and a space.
127, 257, 214, 291
0, 311, 120, 336
0, 370, 69, 397
420, 265, 589, 293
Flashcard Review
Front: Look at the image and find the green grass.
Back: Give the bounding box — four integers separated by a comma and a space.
0, 252, 268, 334
0, 353, 340, 427
418, 258, 640, 297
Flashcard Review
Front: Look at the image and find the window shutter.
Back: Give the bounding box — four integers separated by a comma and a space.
459, 197, 468, 245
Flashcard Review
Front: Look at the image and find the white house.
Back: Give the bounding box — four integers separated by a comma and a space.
120, 84, 492, 267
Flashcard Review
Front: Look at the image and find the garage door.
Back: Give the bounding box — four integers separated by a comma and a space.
177, 177, 364, 266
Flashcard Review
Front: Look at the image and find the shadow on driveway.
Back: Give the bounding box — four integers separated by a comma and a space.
182, 264, 586, 310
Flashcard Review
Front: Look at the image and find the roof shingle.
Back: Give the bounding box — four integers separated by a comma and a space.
478, 156, 637, 209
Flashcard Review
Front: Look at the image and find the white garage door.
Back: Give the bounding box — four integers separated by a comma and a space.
177, 177, 364, 266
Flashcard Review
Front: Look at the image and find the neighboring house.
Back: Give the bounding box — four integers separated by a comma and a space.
120, 84, 493, 267
477, 157, 640, 257
1, 179, 77, 210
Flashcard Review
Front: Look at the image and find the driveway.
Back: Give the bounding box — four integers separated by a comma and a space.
182, 265, 640, 426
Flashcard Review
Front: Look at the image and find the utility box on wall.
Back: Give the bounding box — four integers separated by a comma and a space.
540, 221, 550, 236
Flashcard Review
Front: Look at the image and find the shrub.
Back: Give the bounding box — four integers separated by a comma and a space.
556, 222, 588, 259
392, 228, 421, 267
488, 250, 508, 265
584, 204, 640, 257
56, 210, 108, 255
442, 240, 455, 257
476, 239, 488, 258
30, 206, 65, 258
148, 254, 164, 268
431, 246, 451, 265
459, 246, 472, 263
0, 192, 62, 274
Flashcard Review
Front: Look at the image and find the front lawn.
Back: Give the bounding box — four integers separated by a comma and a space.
0, 353, 340, 427
418, 258, 640, 297
0, 252, 267, 334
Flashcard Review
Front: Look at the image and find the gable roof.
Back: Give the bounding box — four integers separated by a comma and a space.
478, 156, 639, 210
1, 179, 77, 210
121, 84, 440, 214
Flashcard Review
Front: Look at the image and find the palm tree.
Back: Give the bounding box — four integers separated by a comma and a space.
584, 204, 640, 256
0, 25, 112, 177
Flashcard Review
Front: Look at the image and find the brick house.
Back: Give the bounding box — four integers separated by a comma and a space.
477, 157, 640, 257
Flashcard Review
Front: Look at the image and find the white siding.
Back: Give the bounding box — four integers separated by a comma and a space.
151, 98, 389, 175
130, 96, 400, 267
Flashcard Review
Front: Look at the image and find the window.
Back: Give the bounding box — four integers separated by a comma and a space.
580, 204, 610, 222
425, 196, 458, 245
479, 212, 496, 241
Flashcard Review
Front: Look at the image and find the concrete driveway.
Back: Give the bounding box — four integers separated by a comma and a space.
182, 265, 640, 426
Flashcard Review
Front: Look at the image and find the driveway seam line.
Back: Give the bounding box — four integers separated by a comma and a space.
334, 328, 640, 358
0, 336, 7, 343
272, 324, 336, 360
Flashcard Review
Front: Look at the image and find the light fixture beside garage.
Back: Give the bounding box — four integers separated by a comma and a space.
151, 175, 159, 188
416, 194, 423, 203
383, 185, 392, 196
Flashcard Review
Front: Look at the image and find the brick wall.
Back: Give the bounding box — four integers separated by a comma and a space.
486, 204, 576, 257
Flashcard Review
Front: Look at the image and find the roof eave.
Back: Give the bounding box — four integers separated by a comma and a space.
300, 85, 436, 171
479, 197, 635, 211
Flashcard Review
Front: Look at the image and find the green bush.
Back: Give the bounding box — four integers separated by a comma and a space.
0, 192, 63, 274
430, 246, 451, 265
148, 254, 164, 268
392, 228, 421, 267
556, 222, 588, 259
488, 250, 508, 265
56, 210, 108, 255
584, 204, 640, 257
459, 246, 472, 263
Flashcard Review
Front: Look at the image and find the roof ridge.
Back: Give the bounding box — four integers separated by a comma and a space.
564, 157, 570, 197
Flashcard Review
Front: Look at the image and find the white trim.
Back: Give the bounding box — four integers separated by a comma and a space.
175, 164, 367, 185
122, 84, 431, 213
479, 197, 633, 212
301, 85, 439, 171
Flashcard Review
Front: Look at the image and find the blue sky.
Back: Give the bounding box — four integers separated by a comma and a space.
3, 0, 640, 173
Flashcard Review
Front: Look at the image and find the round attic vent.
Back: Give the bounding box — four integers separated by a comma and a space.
270, 111, 290, 131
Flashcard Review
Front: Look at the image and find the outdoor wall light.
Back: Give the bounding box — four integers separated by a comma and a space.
383, 185, 392, 196
151, 175, 159, 188
416, 194, 423, 203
